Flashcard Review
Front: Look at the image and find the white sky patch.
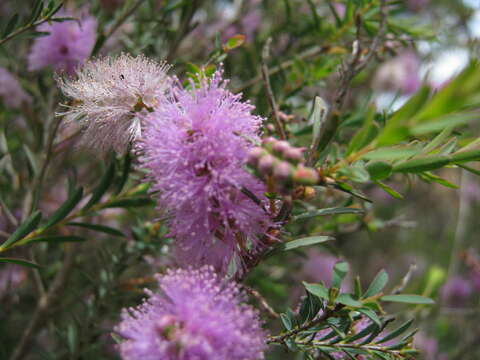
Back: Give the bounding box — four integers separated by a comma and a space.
421, 48, 470, 85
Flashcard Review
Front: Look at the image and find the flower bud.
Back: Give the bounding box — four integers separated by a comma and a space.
284, 147, 304, 163
273, 161, 293, 181
247, 147, 265, 166
293, 165, 319, 185
258, 154, 275, 175
272, 140, 290, 155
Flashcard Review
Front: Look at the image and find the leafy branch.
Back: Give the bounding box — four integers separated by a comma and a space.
0, 0, 64, 47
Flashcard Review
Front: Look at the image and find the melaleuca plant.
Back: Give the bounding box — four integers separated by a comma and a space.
1, 1, 479, 359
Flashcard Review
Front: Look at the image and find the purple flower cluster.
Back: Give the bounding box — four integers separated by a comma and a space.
28, 9, 96, 75
116, 266, 266, 360
0, 67, 31, 109
140, 71, 271, 274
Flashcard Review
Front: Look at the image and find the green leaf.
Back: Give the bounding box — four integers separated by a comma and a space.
303, 282, 329, 300
376, 86, 431, 146
104, 197, 154, 208
346, 106, 378, 156
357, 308, 381, 326
0, 210, 42, 250
294, 207, 364, 221
0, 257, 40, 268
23, 144, 38, 177
223, 34, 245, 52
280, 313, 293, 331
332, 261, 349, 289
363, 269, 388, 298
374, 181, 403, 199
392, 156, 450, 173
29, 0, 45, 23
42, 187, 83, 230
336, 293, 362, 307
25, 235, 85, 244
308, 96, 329, 164
83, 160, 116, 210
457, 163, 480, 177
3, 14, 19, 37
269, 236, 333, 256
299, 291, 322, 322
115, 151, 131, 194
67, 222, 125, 237
380, 294, 434, 304
420, 172, 458, 189
362, 147, 420, 161
365, 161, 392, 181
450, 149, 480, 163
375, 319, 414, 344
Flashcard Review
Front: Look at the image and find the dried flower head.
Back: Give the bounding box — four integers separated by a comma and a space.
0, 67, 32, 109
140, 71, 271, 274
57, 53, 170, 153
28, 9, 97, 75
115, 266, 266, 360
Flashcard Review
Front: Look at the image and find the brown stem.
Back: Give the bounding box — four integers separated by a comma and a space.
244, 285, 279, 319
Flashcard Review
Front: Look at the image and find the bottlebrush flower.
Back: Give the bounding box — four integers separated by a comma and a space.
56, 53, 170, 153
140, 71, 271, 274
115, 266, 266, 360
28, 9, 97, 75
0, 67, 31, 109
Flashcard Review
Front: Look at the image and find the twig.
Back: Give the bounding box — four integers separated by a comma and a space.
95, 0, 146, 55
261, 38, 287, 140
29, 115, 63, 214
244, 285, 279, 319
0, 10, 63, 47
391, 263, 417, 295
10, 244, 77, 360
234, 45, 329, 93
166, 0, 202, 63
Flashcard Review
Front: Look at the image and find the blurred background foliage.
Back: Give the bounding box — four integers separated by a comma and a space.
1, 0, 480, 359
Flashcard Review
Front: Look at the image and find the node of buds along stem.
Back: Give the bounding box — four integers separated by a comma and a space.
248, 137, 319, 193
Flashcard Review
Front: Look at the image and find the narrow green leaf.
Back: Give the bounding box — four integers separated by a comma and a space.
375, 319, 414, 344
363, 269, 388, 298
374, 181, 403, 199
294, 207, 364, 221
303, 282, 329, 300
336, 293, 362, 307
23, 144, 38, 176
268, 236, 333, 256
332, 261, 349, 289
25, 235, 85, 244
42, 187, 83, 230
457, 163, 480, 176
104, 197, 154, 208
380, 294, 434, 304
3, 14, 19, 37
392, 156, 450, 173
0, 210, 42, 250
420, 172, 458, 189
451, 149, 480, 163
346, 106, 378, 156
67, 222, 125, 237
362, 147, 420, 161
115, 151, 131, 194
357, 308, 381, 326
365, 161, 392, 181
0, 257, 40, 268
29, 0, 44, 23
280, 313, 293, 331
83, 160, 116, 210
